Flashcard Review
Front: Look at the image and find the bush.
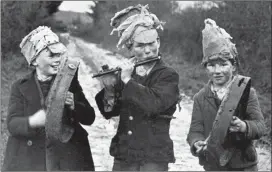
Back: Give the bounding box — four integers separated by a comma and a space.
1, 1, 62, 57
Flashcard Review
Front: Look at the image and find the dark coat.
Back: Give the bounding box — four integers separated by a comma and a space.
3, 70, 96, 171
95, 59, 180, 163
186, 80, 266, 169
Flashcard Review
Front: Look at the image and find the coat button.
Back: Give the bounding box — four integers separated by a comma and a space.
68, 64, 76, 70
70, 117, 74, 122
128, 130, 132, 135
27, 140, 32, 146
129, 116, 133, 120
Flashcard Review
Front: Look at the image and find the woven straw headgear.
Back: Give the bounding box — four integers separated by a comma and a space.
110, 4, 165, 49
202, 18, 238, 65
20, 26, 67, 65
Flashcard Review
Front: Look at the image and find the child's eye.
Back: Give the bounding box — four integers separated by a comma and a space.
149, 42, 155, 46
51, 53, 61, 58
49, 52, 54, 58
207, 63, 214, 67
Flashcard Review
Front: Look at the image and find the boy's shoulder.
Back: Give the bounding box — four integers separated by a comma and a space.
193, 86, 208, 100
12, 71, 34, 86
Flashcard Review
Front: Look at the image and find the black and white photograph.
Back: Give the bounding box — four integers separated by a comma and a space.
1, 1, 271, 171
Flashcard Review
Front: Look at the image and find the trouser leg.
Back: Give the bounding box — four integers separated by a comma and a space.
140, 162, 168, 171
231, 164, 258, 171
112, 159, 140, 171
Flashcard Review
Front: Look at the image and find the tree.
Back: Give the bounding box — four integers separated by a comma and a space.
1, 1, 62, 57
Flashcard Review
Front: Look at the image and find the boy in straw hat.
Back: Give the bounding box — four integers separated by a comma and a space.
95, 4, 179, 171
186, 19, 266, 171
2, 26, 95, 171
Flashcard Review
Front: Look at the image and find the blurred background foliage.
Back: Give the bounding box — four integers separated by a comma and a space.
1, 1, 62, 56
1, 0, 271, 153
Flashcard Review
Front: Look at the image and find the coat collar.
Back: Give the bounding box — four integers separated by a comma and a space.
203, 80, 218, 111
19, 70, 42, 107
148, 58, 167, 76
131, 53, 167, 76
204, 80, 215, 98
132, 55, 167, 83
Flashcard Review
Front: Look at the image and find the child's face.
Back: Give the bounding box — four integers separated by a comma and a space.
130, 28, 160, 62
32, 48, 63, 77
205, 58, 236, 87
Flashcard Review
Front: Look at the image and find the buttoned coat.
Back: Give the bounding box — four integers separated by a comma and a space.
186, 80, 266, 170
95, 59, 180, 163
2, 70, 95, 171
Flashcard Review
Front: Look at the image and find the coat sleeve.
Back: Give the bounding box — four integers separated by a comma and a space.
243, 88, 266, 140
7, 81, 37, 137
69, 71, 95, 126
186, 94, 206, 156
121, 68, 179, 116
95, 88, 121, 119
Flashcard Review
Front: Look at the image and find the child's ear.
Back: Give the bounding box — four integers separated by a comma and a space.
232, 64, 236, 73
157, 37, 160, 44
